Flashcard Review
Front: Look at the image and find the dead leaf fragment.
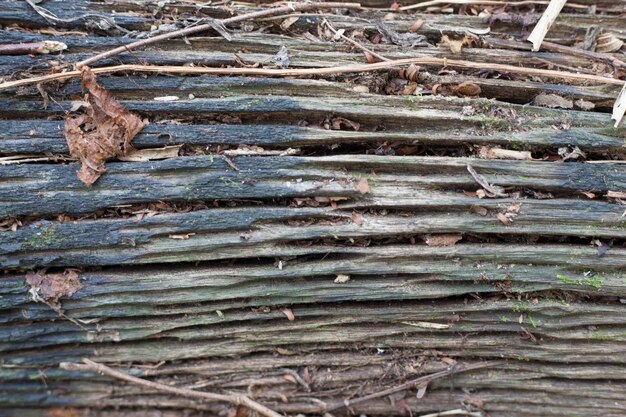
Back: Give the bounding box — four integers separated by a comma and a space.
452, 81, 481, 97
282, 307, 295, 321
533, 93, 573, 109
438, 34, 478, 54
334, 274, 351, 283
496, 212, 511, 225
558, 146, 586, 161
354, 178, 371, 194
65, 67, 148, 185
351, 212, 365, 225
409, 18, 424, 32
470, 205, 488, 216
425, 233, 462, 246
26, 270, 82, 305
331, 117, 360, 131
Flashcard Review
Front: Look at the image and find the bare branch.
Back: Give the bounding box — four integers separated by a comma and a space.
60, 359, 283, 417
75, 2, 362, 69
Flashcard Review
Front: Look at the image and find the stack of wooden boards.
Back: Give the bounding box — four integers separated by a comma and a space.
1, 1, 625, 416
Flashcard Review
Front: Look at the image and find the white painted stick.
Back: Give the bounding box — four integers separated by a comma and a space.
527, 0, 568, 51
612, 84, 626, 128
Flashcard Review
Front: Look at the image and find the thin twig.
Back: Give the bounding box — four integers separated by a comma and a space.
322, 19, 390, 62
0, 41, 67, 56
60, 358, 283, 417
326, 360, 502, 411
467, 165, 507, 197
2, 58, 623, 92
399, 0, 589, 11
75, 2, 362, 69
486, 37, 626, 70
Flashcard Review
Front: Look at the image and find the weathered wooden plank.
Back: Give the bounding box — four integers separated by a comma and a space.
2, 196, 625, 269
0, 155, 358, 218
5, 298, 626, 352
1, 119, 623, 155
2, 154, 624, 218
0, 1, 149, 30
2, 244, 624, 316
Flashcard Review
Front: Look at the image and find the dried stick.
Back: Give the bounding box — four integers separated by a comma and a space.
322, 19, 390, 62
527, 0, 567, 51
0, 41, 67, 56
75, 2, 362, 69
486, 38, 626, 70
399, 0, 588, 11
326, 360, 502, 411
61, 358, 283, 417
2, 57, 624, 92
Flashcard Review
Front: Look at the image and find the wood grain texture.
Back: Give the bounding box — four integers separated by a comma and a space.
1, 2, 626, 416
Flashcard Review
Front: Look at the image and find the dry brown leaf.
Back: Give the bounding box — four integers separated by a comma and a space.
469, 205, 488, 216
533, 93, 573, 109
441, 357, 457, 365
282, 373, 298, 384
438, 34, 478, 54
47, 408, 84, 417
65, 67, 148, 185
354, 178, 371, 194
580, 191, 596, 199
331, 117, 360, 131
351, 212, 365, 225
496, 212, 511, 225
425, 233, 462, 246
452, 81, 481, 97
26, 270, 82, 304
439, 35, 464, 54
399, 64, 420, 82
409, 18, 424, 32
